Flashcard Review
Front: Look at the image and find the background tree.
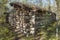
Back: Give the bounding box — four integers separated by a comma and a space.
0, 0, 15, 40
55, 0, 60, 40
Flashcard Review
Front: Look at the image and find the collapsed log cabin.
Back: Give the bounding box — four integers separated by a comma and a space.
4, 2, 56, 39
